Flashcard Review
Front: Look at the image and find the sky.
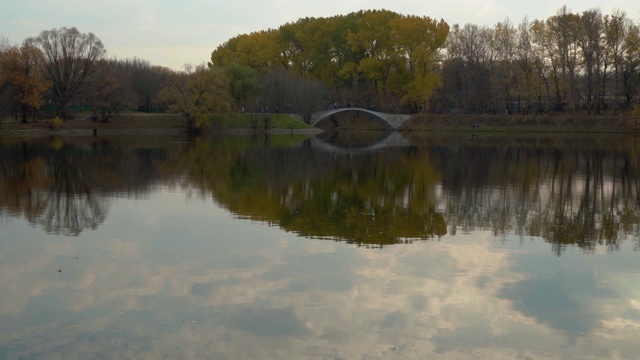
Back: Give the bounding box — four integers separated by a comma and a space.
2, 0, 640, 70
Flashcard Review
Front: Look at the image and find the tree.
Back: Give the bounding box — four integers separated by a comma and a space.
346, 10, 404, 108
211, 30, 282, 73
0, 35, 9, 51
622, 23, 640, 107
393, 15, 449, 112
28, 27, 106, 119
158, 64, 232, 133
515, 17, 545, 115
0, 37, 13, 120
86, 59, 136, 122
530, 19, 558, 112
0, 42, 50, 122
221, 64, 262, 111
604, 10, 631, 114
493, 19, 518, 113
211, 11, 450, 113
578, 9, 605, 114
112, 57, 170, 112
547, 6, 581, 112
258, 68, 294, 113
444, 23, 495, 113
290, 76, 327, 123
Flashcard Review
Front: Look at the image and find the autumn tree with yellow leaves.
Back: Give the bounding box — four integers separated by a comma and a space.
158, 64, 232, 133
211, 10, 449, 113
0, 42, 50, 123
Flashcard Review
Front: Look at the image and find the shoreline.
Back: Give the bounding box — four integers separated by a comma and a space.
2, 112, 639, 137
0, 127, 326, 137
401, 113, 640, 133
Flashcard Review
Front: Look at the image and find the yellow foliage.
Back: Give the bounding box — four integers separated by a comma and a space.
157, 66, 232, 132
210, 10, 450, 111
50, 117, 63, 129
0, 43, 50, 121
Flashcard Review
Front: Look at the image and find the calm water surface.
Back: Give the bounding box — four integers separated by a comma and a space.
1, 132, 640, 359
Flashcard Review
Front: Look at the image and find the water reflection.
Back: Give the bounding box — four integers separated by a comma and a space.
311, 131, 412, 154
416, 134, 640, 254
0, 141, 107, 235
2, 133, 640, 359
2, 133, 640, 251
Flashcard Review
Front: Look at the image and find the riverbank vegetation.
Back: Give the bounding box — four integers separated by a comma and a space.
1, 5, 640, 132
0, 112, 316, 135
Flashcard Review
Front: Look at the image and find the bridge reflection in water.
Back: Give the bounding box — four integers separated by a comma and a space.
308, 132, 412, 155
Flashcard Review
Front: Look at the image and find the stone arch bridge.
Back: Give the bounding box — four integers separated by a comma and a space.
309, 108, 412, 130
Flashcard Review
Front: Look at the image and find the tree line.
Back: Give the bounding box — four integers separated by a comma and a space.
210, 9, 449, 115
439, 6, 640, 116
0, 28, 173, 123
2, 5, 640, 128
212, 7, 640, 116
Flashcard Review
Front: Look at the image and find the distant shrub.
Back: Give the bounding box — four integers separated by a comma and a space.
249, 114, 258, 129
50, 116, 63, 129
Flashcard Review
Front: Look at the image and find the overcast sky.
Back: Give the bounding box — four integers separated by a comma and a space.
2, 0, 640, 70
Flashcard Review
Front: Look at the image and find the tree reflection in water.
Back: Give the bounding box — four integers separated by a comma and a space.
420, 135, 640, 255
1, 133, 640, 252
0, 140, 110, 235
41, 150, 108, 235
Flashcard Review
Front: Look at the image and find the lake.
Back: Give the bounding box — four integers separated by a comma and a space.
1, 132, 640, 359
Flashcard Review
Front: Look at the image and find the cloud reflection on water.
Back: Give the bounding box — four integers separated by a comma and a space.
1, 188, 640, 359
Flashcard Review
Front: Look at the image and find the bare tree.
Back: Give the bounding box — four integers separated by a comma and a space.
86, 59, 137, 122
28, 27, 106, 119
122, 57, 170, 112
578, 9, 605, 114
622, 23, 640, 107
444, 24, 495, 113
0, 35, 9, 51
290, 76, 327, 123
0, 35, 11, 121
259, 68, 293, 112
604, 10, 630, 114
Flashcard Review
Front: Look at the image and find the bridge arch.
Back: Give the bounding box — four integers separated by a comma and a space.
309, 108, 411, 130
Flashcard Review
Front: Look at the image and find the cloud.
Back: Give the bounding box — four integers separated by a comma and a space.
4, 145, 640, 359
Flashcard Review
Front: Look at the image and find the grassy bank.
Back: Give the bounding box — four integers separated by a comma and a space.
314, 111, 640, 133
0, 112, 318, 136
403, 113, 640, 133
3, 111, 640, 136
